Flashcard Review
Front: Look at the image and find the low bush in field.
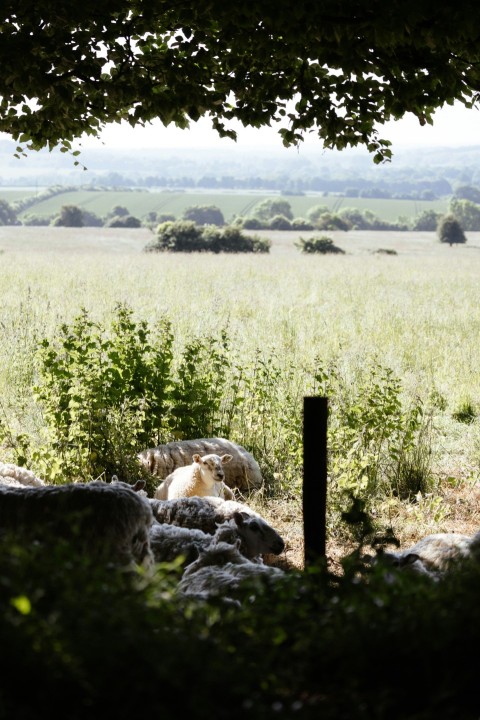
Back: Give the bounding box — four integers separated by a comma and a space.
145, 220, 270, 253
1, 531, 479, 719
295, 235, 346, 254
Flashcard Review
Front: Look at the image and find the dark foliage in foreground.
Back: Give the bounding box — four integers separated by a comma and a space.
1, 533, 479, 720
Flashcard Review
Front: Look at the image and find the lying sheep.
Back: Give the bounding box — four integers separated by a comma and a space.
0, 461, 45, 488
0, 482, 154, 569
149, 495, 285, 558
138, 437, 263, 493
375, 531, 480, 579
154, 453, 235, 500
177, 539, 284, 600
150, 497, 285, 557
149, 516, 263, 567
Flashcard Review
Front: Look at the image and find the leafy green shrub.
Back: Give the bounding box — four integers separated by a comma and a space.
51, 204, 84, 227
290, 217, 314, 230
31, 305, 174, 483
295, 235, 345, 254
2, 531, 480, 720
251, 198, 293, 221
145, 221, 270, 253
106, 214, 141, 228
438, 214, 467, 245
268, 214, 292, 230
28, 305, 233, 484
147, 220, 204, 251
183, 204, 225, 226
241, 217, 267, 230
323, 361, 434, 531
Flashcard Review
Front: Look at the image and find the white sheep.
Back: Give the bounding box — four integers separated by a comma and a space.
375, 530, 480, 579
0, 461, 45, 488
138, 437, 263, 493
148, 495, 285, 559
177, 538, 285, 601
0, 482, 154, 569
154, 453, 235, 500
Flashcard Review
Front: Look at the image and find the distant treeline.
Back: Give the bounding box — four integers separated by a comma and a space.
96, 172, 452, 200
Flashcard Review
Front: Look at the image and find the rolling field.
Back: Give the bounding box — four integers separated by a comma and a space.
0, 187, 448, 223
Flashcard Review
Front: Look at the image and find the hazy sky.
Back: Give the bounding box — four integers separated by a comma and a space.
83, 101, 480, 152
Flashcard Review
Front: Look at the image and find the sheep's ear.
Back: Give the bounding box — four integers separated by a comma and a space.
233, 510, 245, 527
403, 553, 421, 566
132, 479, 146, 492
221, 454, 233, 465
192, 454, 202, 463
233, 511, 250, 527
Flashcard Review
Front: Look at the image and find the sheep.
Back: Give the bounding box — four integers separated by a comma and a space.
154, 453, 235, 501
375, 531, 480, 579
177, 538, 285, 601
148, 495, 285, 559
148, 517, 259, 567
0, 482, 154, 569
138, 437, 263, 493
0, 461, 45, 488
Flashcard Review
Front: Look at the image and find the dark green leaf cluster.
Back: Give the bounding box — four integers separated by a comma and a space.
145, 220, 270, 253
3, 2, 480, 160
0, 199, 19, 226
183, 205, 225, 226
437, 214, 467, 245
294, 236, 345, 254
1, 531, 480, 720
30, 305, 236, 484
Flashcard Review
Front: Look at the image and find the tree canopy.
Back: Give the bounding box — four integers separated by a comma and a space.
2, 1, 480, 161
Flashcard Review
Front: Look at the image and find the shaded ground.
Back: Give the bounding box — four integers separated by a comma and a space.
257, 480, 480, 574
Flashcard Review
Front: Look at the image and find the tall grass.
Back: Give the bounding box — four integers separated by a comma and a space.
1, 238, 479, 538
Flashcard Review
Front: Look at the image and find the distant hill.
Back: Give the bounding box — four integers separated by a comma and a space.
1, 137, 480, 195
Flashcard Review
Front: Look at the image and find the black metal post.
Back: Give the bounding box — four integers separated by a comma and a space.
302, 396, 328, 567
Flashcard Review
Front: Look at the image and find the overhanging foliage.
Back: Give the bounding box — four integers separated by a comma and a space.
2, 1, 480, 161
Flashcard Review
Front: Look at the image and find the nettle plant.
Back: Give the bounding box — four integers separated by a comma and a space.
321, 361, 434, 533
30, 305, 232, 484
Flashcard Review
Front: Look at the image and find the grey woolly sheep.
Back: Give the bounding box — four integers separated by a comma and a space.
177, 539, 284, 600
0, 461, 45, 487
375, 531, 480, 579
0, 482, 154, 569
138, 437, 263, 493
148, 495, 285, 558
154, 453, 234, 500
149, 517, 257, 566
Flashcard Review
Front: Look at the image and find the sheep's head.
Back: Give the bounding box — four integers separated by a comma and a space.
193, 453, 232, 483
232, 511, 285, 557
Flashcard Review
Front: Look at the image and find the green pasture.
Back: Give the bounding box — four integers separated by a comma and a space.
0, 227, 479, 520
0, 187, 448, 223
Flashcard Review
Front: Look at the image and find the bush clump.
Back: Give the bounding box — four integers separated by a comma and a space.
145, 220, 270, 253
295, 235, 345, 254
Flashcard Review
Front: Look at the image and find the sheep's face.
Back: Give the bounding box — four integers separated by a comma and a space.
233, 511, 285, 556
194, 453, 232, 482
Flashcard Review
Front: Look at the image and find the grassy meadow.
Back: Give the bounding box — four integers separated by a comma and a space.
1, 225, 480, 563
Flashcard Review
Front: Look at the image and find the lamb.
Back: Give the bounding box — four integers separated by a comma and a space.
138, 437, 263, 493
177, 539, 285, 601
375, 531, 480, 579
148, 495, 285, 559
154, 453, 235, 500
0, 482, 154, 569
0, 461, 45, 488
